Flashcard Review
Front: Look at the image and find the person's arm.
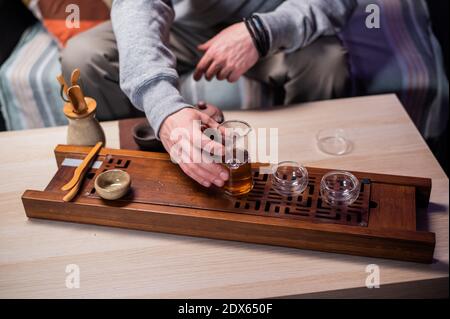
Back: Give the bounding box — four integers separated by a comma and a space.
111, 0, 228, 188
111, 0, 189, 136
255, 0, 357, 54
193, 0, 356, 83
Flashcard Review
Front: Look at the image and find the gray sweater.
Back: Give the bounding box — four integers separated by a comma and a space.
111, 0, 356, 135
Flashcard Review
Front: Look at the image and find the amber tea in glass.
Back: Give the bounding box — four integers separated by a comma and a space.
222, 148, 253, 196
219, 120, 254, 197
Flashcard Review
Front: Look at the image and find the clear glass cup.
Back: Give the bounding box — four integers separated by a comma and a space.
218, 120, 254, 196
320, 171, 360, 206
316, 128, 352, 156
271, 161, 309, 197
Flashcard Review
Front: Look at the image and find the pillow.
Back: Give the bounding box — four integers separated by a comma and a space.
22, 0, 110, 47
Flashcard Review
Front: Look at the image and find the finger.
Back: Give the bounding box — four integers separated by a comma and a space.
180, 133, 228, 183
175, 129, 226, 182
217, 67, 233, 81
193, 130, 224, 158
196, 162, 229, 186
186, 147, 229, 184
205, 61, 223, 81
172, 124, 221, 160
194, 52, 213, 81
227, 70, 242, 83
198, 111, 220, 129
198, 38, 213, 51
179, 161, 211, 188
180, 151, 227, 187
182, 161, 227, 187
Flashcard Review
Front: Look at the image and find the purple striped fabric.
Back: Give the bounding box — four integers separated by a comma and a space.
339, 0, 448, 139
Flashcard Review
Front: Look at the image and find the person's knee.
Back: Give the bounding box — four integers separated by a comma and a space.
318, 39, 350, 90
61, 33, 107, 83
287, 37, 350, 98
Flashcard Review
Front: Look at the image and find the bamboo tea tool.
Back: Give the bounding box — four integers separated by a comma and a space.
57, 74, 69, 101
58, 68, 105, 146
22, 145, 436, 263
62, 142, 103, 202
62, 142, 103, 191
70, 68, 81, 86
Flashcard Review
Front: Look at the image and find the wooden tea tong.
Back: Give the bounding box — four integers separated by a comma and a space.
62, 141, 103, 202
57, 68, 87, 114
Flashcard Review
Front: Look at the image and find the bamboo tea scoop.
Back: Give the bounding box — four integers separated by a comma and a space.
71, 68, 80, 86
62, 141, 102, 191
62, 142, 103, 202
67, 68, 88, 113
62, 176, 84, 202
57, 74, 69, 101
67, 85, 88, 114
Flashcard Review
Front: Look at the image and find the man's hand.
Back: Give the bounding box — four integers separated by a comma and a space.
194, 22, 259, 83
159, 108, 229, 188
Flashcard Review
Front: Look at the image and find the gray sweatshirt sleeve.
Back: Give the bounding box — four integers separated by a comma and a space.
256, 0, 357, 54
111, 0, 191, 137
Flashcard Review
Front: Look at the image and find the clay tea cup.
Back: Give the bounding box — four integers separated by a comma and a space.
94, 169, 131, 200
132, 122, 164, 151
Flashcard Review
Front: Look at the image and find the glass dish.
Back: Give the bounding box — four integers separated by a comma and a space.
316, 128, 352, 156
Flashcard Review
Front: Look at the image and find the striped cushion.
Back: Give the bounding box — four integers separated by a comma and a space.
22, 0, 110, 47
340, 0, 449, 139
0, 23, 67, 130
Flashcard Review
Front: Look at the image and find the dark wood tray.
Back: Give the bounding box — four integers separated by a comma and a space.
22, 145, 436, 263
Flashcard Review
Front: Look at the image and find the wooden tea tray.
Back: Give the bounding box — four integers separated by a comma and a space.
22, 145, 436, 263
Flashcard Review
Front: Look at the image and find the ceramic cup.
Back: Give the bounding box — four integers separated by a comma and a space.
132, 122, 165, 152
94, 169, 131, 200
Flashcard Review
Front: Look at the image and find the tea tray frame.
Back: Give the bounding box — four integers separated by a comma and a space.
21, 145, 435, 263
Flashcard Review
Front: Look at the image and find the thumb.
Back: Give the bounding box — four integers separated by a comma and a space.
198, 110, 219, 129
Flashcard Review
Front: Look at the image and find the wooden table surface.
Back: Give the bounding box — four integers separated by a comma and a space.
0, 94, 448, 298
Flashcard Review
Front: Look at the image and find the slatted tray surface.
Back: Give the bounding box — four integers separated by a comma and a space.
72, 155, 370, 227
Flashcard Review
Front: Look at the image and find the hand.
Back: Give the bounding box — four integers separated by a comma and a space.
159, 108, 229, 188
194, 22, 259, 83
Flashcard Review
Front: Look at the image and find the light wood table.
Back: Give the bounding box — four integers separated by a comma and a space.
0, 94, 448, 298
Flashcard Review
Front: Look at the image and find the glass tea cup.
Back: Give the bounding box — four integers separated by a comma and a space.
218, 120, 254, 196
320, 171, 360, 206
271, 161, 309, 197
316, 128, 352, 156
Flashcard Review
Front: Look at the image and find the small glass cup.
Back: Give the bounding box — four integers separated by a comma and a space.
316, 128, 352, 156
271, 161, 309, 197
320, 171, 360, 206
218, 120, 254, 196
